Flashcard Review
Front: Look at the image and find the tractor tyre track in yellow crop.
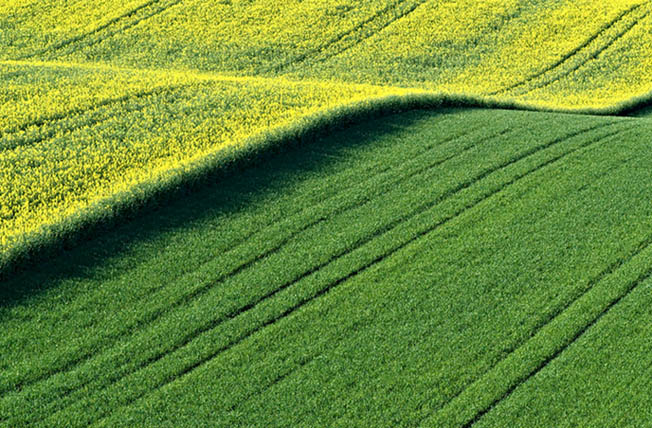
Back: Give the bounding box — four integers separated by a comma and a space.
287, 0, 431, 73
492, 2, 648, 96
0, 83, 198, 153
525, 5, 652, 95
17, 0, 183, 61
0, 79, 192, 143
267, 0, 430, 75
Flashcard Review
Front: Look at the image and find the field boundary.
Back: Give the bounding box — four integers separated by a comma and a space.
2, 82, 652, 280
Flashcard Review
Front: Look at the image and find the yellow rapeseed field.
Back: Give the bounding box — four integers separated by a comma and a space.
0, 0, 651, 268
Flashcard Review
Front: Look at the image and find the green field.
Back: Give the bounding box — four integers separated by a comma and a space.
2, 1, 652, 426
2, 109, 652, 426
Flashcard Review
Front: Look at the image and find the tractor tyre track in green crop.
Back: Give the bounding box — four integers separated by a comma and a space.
23, 116, 523, 424
461, 262, 652, 428
86, 121, 629, 425
0, 113, 494, 402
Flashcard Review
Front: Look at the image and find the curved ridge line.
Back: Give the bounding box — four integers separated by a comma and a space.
2, 89, 648, 280
490, 2, 646, 96
0, 90, 640, 278
3, 58, 652, 115
87, 119, 618, 425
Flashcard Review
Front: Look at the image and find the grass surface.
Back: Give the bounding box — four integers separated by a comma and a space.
2, 108, 652, 426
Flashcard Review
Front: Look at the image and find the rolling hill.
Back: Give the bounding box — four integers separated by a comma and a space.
1, 0, 652, 270
1, 1, 652, 427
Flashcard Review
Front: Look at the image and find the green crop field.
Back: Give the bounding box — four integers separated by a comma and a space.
1, 1, 652, 427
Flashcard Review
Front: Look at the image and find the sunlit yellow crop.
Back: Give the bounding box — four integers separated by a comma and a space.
0, 0, 651, 269
0, 60, 415, 262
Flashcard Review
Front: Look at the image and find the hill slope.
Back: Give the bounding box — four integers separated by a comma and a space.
2, 2, 652, 426
2, 109, 652, 427
1, 0, 652, 269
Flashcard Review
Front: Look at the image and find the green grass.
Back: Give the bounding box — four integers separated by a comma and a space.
2, 108, 652, 427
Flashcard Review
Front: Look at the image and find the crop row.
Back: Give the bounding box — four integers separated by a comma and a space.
2, 109, 652, 426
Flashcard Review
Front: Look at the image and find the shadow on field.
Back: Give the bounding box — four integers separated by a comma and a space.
0, 109, 441, 310
630, 103, 652, 117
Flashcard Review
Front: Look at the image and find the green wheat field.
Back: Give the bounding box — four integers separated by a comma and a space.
1, 1, 652, 426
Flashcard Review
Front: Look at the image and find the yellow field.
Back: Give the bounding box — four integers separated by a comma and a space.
1, 0, 651, 267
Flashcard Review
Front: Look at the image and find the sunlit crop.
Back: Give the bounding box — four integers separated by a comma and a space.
0, 0, 651, 270
2, 2, 652, 426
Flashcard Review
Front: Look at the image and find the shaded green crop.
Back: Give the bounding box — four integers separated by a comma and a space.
2, 109, 652, 427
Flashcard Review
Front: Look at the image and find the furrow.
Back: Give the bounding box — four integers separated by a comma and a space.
462, 260, 652, 428
527, 7, 651, 94
16, 0, 181, 60
267, 0, 427, 74
0, 83, 193, 154
88, 121, 621, 425
490, 2, 645, 96
0, 82, 196, 145
4, 116, 492, 409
